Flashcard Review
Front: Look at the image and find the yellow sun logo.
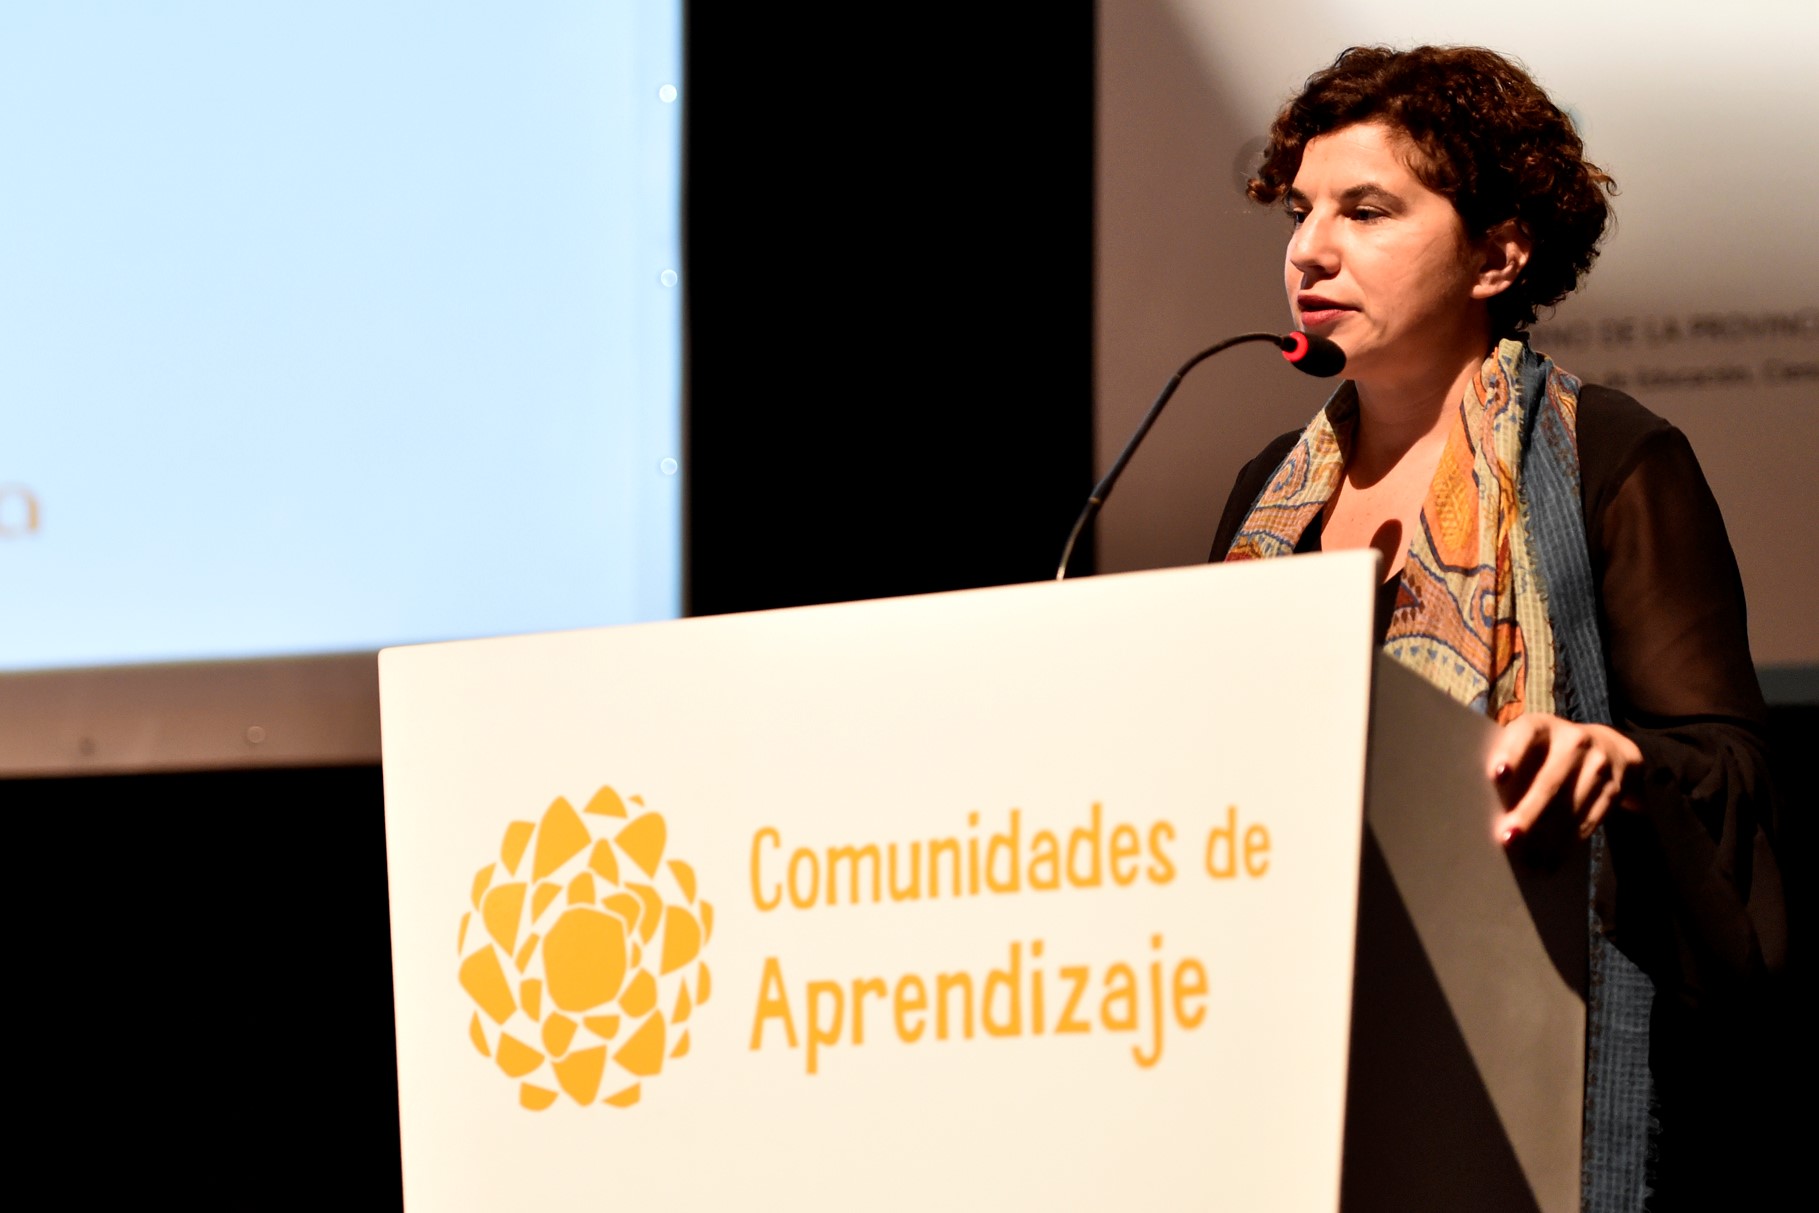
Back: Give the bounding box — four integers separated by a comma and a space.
457, 785, 713, 1110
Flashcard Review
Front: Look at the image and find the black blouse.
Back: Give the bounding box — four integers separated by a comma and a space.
1209, 385, 1789, 1209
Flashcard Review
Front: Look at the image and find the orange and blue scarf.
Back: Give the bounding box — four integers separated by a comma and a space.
1227, 337, 1654, 1212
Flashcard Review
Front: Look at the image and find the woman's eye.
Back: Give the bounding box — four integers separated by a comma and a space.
1287, 209, 1308, 228
1350, 207, 1384, 222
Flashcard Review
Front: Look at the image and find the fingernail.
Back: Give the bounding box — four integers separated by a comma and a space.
1500, 824, 1522, 845
1493, 762, 1510, 782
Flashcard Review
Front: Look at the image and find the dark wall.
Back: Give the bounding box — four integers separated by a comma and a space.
685, 9, 1098, 612
11, 764, 398, 1203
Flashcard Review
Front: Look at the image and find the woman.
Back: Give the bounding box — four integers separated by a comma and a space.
1211, 47, 1788, 1212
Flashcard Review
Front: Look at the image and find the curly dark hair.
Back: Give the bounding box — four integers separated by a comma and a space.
1248, 46, 1615, 334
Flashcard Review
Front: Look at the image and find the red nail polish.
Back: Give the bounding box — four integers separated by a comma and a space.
1501, 824, 1522, 845
1494, 762, 1510, 781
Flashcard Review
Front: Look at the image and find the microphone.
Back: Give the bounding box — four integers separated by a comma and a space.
1054, 331, 1345, 580
1279, 330, 1346, 377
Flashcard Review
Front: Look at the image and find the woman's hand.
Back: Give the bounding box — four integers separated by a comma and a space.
1488, 713, 1644, 849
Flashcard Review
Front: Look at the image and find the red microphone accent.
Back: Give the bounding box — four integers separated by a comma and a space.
1281, 331, 1311, 363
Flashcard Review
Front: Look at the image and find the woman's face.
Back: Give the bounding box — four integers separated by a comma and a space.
1283, 121, 1493, 385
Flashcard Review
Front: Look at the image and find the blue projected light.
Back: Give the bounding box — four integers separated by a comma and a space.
0, 1, 683, 671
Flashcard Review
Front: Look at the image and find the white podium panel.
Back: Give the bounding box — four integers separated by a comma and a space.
381, 552, 1584, 1211
381, 555, 1381, 1211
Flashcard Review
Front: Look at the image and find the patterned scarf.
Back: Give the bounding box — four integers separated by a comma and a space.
1227, 338, 1655, 1213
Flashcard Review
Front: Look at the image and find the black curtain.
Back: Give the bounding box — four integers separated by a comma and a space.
685, 8, 1097, 612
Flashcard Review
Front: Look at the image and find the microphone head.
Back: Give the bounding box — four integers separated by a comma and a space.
1279, 331, 1347, 378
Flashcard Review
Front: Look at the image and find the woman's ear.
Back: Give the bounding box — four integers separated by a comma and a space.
1471, 219, 1533, 299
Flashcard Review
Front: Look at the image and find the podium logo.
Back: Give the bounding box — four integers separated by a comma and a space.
458, 785, 714, 1111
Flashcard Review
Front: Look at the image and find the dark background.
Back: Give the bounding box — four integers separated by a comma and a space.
8, 7, 1096, 1204
683, 12, 1096, 612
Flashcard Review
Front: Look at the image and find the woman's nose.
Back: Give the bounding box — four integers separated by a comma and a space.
1287, 215, 1337, 280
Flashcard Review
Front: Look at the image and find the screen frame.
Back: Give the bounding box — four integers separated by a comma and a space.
0, 652, 379, 776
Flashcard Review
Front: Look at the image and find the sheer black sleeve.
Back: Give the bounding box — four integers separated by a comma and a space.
1578, 387, 1786, 1008
1578, 387, 1796, 1206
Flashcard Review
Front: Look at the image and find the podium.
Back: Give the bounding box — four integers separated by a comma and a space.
380, 553, 1584, 1211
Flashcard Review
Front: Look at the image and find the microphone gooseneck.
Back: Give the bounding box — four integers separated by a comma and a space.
1053, 331, 1345, 580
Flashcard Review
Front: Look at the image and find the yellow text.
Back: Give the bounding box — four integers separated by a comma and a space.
749, 935, 1209, 1074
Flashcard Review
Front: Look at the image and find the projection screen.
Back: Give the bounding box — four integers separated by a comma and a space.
0, 1, 683, 773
